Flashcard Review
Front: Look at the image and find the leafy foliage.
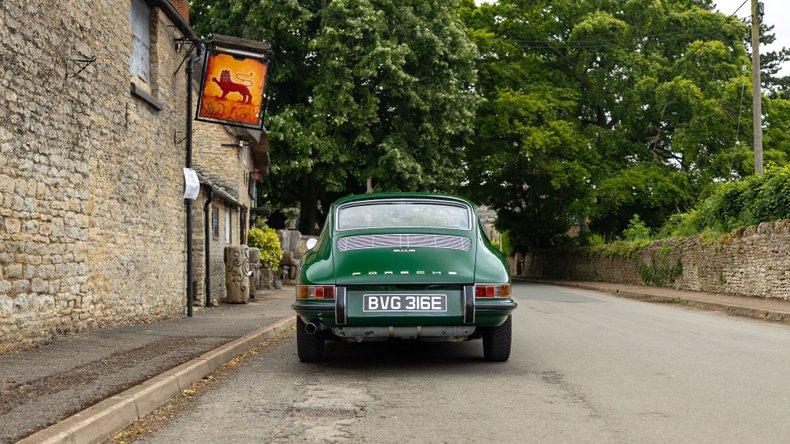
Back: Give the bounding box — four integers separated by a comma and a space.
192, 0, 790, 249
660, 165, 790, 236
622, 214, 651, 241
636, 246, 683, 286
191, 0, 478, 234
493, 230, 514, 257
248, 226, 283, 271
460, 0, 789, 250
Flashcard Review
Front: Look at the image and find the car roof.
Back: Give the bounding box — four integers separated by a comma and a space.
333, 192, 477, 208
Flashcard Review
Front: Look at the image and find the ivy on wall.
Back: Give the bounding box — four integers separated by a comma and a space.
636, 246, 683, 287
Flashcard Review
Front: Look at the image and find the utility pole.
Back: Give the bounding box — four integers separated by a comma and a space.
751, 0, 764, 175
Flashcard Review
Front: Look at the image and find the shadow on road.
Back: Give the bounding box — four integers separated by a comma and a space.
315, 338, 491, 369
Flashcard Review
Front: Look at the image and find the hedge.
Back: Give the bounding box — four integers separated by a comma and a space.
661, 165, 790, 237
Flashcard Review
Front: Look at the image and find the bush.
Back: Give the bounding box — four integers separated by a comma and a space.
588, 238, 651, 258
660, 166, 790, 236
498, 230, 514, 257
622, 214, 651, 241
248, 226, 283, 271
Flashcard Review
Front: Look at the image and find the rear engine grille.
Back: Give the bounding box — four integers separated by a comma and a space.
338, 234, 471, 252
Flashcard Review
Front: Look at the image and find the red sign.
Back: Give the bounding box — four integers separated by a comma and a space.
196, 45, 269, 130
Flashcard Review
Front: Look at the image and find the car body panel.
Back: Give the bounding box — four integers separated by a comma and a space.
293, 192, 516, 338
333, 242, 475, 285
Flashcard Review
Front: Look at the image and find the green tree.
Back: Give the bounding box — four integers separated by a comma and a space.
461, 0, 761, 248
192, 0, 478, 234
248, 226, 283, 271
764, 98, 790, 167
622, 214, 651, 241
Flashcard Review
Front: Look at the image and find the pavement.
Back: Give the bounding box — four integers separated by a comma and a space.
0, 287, 294, 443
520, 278, 790, 323
134, 282, 790, 443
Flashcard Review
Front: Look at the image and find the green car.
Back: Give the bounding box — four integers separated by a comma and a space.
292, 193, 516, 362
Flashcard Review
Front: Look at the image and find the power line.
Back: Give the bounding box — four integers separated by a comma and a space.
724, 0, 750, 22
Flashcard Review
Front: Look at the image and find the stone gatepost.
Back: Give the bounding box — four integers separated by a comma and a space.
248, 247, 261, 294
224, 245, 251, 303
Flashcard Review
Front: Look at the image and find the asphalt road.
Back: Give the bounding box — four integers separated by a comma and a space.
139, 283, 790, 443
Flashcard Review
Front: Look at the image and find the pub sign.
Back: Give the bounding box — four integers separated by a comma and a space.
196, 35, 271, 130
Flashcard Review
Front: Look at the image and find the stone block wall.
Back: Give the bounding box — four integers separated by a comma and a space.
191, 121, 256, 306
191, 191, 240, 305
0, 1, 191, 351
193, 123, 254, 205
519, 220, 790, 300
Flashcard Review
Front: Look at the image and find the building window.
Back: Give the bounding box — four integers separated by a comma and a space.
212, 207, 219, 240
225, 208, 232, 243
239, 209, 247, 244
248, 173, 257, 201
130, 0, 151, 86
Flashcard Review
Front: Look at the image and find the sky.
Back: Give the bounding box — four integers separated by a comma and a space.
714, 0, 790, 75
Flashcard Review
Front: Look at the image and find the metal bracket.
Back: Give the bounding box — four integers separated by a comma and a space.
173, 130, 194, 145
174, 37, 205, 76
221, 140, 251, 149
64, 56, 96, 81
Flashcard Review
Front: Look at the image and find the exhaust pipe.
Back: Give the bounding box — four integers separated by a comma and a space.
304, 321, 320, 335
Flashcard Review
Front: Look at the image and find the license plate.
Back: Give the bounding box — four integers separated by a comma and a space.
362, 294, 447, 312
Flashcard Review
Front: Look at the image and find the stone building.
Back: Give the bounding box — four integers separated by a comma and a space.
477, 206, 500, 245
0, 0, 217, 350
190, 122, 268, 306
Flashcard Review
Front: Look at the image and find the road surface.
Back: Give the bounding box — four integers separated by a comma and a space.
138, 282, 790, 443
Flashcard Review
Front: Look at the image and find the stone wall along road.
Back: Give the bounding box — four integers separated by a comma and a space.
518, 220, 790, 300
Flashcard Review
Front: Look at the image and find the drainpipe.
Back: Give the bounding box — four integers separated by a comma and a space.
184, 44, 202, 317
240, 206, 248, 244
203, 186, 214, 307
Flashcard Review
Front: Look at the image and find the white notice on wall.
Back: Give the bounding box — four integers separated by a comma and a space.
183, 168, 199, 200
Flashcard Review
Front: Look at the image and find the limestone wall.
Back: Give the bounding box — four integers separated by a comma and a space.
518, 220, 790, 300
191, 120, 257, 306
0, 2, 190, 350
194, 124, 240, 196
192, 191, 242, 306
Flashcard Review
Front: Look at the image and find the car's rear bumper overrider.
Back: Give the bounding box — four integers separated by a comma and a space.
291, 301, 334, 313
292, 285, 516, 328
475, 299, 517, 313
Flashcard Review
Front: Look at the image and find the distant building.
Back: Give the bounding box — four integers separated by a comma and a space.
477, 206, 500, 245
190, 123, 267, 306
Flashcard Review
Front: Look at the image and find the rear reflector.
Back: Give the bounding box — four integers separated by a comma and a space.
296, 285, 335, 300
474, 283, 511, 298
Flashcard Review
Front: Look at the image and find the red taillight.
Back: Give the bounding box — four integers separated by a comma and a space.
474, 283, 511, 298
296, 285, 335, 300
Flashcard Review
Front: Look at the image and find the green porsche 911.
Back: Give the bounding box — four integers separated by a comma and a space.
292, 193, 516, 362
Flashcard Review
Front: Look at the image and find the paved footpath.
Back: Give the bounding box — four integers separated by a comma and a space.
0, 288, 293, 442
138, 282, 790, 443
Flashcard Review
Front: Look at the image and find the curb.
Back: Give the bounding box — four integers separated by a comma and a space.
518, 279, 790, 324
19, 316, 296, 444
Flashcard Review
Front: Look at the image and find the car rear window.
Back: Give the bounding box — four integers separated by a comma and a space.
336, 201, 471, 231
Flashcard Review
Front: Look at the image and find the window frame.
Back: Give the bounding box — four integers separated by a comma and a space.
224, 207, 232, 243
334, 199, 473, 232
130, 0, 152, 86
212, 206, 220, 240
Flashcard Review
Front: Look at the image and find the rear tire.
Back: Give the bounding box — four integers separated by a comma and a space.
297, 317, 325, 362
482, 315, 512, 362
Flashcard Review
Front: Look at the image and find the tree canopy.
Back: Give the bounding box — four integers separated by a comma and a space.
191, 0, 478, 234
460, 0, 789, 249
192, 0, 790, 249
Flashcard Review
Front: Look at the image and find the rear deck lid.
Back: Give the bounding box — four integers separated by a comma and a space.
333, 232, 475, 285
